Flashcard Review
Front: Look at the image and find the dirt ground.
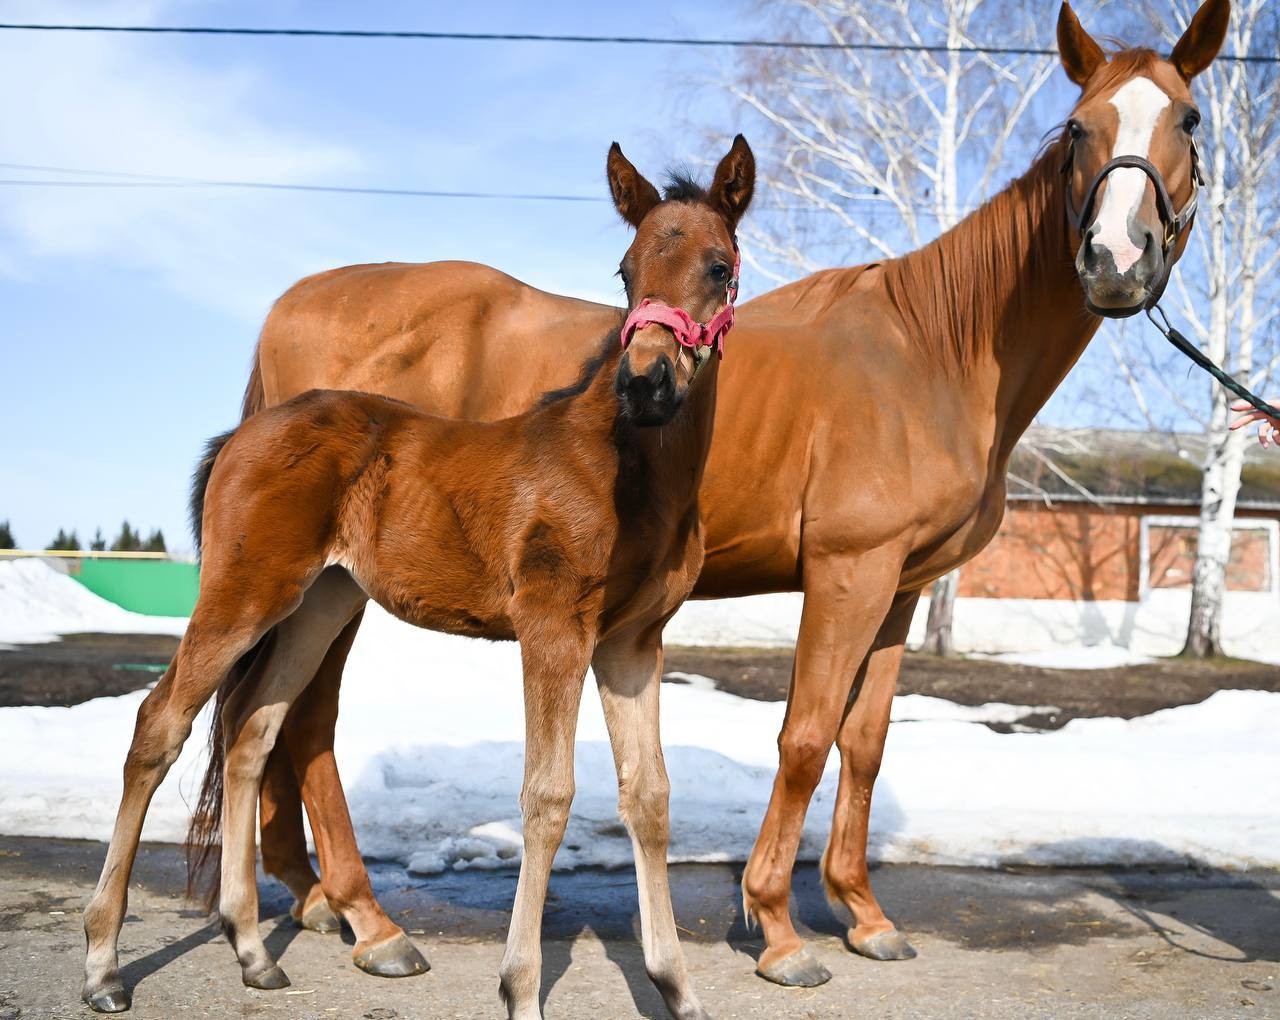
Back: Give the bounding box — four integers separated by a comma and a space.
0, 634, 179, 708
1, 836, 1277, 1019
4, 634, 1277, 732
666, 646, 1280, 730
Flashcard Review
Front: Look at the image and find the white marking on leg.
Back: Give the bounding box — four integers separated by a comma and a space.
1095, 76, 1172, 273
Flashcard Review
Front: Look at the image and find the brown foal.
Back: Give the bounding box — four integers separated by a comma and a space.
81, 137, 755, 1018
190, 0, 1230, 993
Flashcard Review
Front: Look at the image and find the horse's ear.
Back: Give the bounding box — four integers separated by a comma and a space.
1170, 0, 1230, 81
607, 143, 661, 229
708, 134, 755, 227
1057, 2, 1106, 87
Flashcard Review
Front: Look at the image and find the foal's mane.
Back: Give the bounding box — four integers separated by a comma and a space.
881, 50, 1164, 376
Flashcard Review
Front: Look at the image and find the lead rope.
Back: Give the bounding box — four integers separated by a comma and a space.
1145, 304, 1280, 419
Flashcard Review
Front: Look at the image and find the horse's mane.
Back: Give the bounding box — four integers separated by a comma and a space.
536, 331, 622, 407
881, 49, 1162, 376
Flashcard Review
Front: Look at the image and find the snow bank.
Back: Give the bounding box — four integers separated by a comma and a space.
2, 603, 1276, 872
910, 589, 1280, 662
0, 558, 187, 644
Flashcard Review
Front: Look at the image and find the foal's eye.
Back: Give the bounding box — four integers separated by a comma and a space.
709, 263, 730, 283
1067, 120, 1085, 141
1182, 110, 1201, 133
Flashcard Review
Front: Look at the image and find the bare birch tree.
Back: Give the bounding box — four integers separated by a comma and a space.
726, 0, 1055, 654
1105, 0, 1280, 656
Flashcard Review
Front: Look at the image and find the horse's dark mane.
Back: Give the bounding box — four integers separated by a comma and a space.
662, 169, 707, 203
536, 330, 622, 407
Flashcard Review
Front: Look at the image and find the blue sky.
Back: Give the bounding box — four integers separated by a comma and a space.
0, 0, 1200, 554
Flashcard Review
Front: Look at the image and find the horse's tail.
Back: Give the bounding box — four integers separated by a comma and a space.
240, 346, 267, 419
185, 344, 269, 908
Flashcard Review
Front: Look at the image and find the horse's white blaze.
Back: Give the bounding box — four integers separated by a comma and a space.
1095, 76, 1172, 273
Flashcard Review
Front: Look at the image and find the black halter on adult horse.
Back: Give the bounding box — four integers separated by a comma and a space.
171, 0, 1233, 1003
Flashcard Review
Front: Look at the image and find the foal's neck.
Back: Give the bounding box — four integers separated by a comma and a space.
564, 341, 720, 518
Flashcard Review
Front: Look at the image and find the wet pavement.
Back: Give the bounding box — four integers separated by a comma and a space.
1, 835, 1278, 1018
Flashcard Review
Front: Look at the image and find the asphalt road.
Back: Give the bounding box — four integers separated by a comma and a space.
1, 836, 1277, 1019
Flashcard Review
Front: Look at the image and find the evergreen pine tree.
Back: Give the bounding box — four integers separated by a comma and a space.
47, 528, 81, 551
111, 520, 142, 552
0, 519, 15, 549
143, 529, 167, 553
90, 528, 106, 552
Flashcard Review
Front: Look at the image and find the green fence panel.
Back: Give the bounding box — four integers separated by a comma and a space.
71, 560, 199, 617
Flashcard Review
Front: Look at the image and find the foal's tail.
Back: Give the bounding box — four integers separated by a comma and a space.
184, 349, 269, 908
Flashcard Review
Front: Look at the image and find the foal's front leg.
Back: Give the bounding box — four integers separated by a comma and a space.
498, 625, 593, 1020
594, 628, 709, 1020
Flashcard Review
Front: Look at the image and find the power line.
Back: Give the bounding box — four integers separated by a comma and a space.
0, 161, 978, 214
0, 21, 1274, 64
0, 162, 607, 203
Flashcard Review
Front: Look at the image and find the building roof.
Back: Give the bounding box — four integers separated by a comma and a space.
1009, 427, 1280, 510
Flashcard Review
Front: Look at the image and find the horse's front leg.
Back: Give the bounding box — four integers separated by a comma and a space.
821, 589, 920, 961
593, 626, 709, 1020
498, 617, 593, 1020
741, 546, 904, 988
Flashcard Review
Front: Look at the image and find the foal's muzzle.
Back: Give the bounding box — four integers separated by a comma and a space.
616, 350, 678, 426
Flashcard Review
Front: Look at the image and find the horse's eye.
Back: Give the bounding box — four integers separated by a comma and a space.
617, 266, 630, 291
1067, 120, 1085, 141
709, 263, 729, 283
1182, 111, 1201, 133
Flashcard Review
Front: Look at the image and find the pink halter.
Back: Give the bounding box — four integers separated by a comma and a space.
619, 243, 739, 359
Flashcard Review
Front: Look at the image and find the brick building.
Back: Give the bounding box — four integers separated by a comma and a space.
961, 429, 1280, 602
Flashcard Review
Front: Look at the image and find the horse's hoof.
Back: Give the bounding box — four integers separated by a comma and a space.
755, 946, 831, 987
242, 963, 291, 990
353, 933, 431, 978
851, 927, 917, 961
82, 982, 129, 1013
292, 898, 341, 934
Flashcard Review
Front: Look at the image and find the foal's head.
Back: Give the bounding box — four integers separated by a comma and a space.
1057, 0, 1229, 316
606, 136, 755, 425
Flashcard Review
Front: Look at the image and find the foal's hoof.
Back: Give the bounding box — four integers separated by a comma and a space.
755, 946, 831, 987
82, 982, 129, 1013
851, 927, 917, 961
242, 963, 291, 990
353, 933, 431, 978
291, 898, 341, 934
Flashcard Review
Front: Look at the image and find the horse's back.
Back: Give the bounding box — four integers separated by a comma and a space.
258, 260, 621, 420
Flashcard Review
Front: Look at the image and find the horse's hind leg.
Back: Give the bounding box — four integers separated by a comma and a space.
498, 616, 593, 1020
82, 612, 265, 1013
218, 568, 366, 990
821, 589, 920, 961
280, 609, 428, 977
593, 627, 708, 1020
259, 738, 338, 932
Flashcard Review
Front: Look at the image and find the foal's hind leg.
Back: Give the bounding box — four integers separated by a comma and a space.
82, 615, 266, 1012
281, 609, 428, 977
259, 738, 338, 932
498, 619, 593, 1020
593, 628, 709, 1020
821, 589, 920, 961
218, 569, 367, 990
258, 611, 369, 935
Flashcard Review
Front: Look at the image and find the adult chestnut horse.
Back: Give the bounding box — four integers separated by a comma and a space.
190, 0, 1228, 991
83, 139, 753, 1017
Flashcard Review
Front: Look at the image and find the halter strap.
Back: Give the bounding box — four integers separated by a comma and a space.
619, 242, 740, 359
1062, 140, 1203, 312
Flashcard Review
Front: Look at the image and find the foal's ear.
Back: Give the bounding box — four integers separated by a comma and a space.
607, 143, 662, 229
1057, 3, 1106, 87
708, 134, 755, 227
1170, 0, 1230, 81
